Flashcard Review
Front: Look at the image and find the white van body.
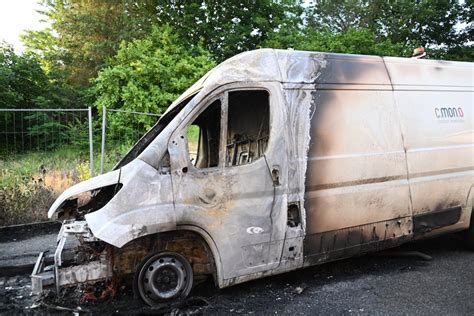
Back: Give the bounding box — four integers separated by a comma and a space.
40, 49, 473, 303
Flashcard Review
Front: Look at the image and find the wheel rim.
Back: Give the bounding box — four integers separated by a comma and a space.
137, 253, 193, 305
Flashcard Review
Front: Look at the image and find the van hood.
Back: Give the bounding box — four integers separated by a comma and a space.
48, 169, 121, 219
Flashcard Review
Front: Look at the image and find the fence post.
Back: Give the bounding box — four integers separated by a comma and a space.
100, 106, 107, 174
88, 106, 94, 177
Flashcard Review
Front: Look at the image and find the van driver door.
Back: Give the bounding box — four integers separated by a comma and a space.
169, 84, 288, 280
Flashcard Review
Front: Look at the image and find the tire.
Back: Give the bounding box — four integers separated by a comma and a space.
463, 209, 474, 250
133, 252, 194, 306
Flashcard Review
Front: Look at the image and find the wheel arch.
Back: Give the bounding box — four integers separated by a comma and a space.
465, 184, 474, 209
175, 225, 224, 287
113, 225, 224, 287
465, 184, 474, 226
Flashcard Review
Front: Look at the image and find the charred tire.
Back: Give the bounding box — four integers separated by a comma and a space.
134, 252, 193, 306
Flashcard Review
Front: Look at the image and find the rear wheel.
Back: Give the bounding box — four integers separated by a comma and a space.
463, 208, 474, 250
134, 252, 193, 306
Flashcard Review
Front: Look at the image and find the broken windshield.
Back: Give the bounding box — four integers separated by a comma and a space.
114, 93, 198, 169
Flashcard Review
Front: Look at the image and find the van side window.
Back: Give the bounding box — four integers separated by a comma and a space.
187, 99, 221, 168
226, 90, 270, 166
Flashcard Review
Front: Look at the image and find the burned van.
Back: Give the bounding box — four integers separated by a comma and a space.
32, 49, 474, 305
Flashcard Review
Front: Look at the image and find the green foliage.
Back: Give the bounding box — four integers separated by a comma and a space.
0, 44, 51, 109
19, 0, 471, 105
155, 0, 305, 62
95, 25, 214, 113
21, 28, 63, 78
94, 25, 215, 143
0, 175, 54, 226
266, 27, 404, 57
367, 0, 471, 48
23, 0, 158, 88
187, 124, 200, 154
306, 0, 472, 59
443, 45, 474, 62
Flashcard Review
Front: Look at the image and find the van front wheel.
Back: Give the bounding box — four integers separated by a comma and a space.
134, 252, 194, 306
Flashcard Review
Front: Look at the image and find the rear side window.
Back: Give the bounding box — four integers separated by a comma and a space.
226, 90, 270, 166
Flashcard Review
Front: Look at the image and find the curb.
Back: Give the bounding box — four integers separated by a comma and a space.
0, 221, 60, 243
0, 255, 54, 278
0, 263, 36, 278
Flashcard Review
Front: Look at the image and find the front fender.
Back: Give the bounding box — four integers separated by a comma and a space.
48, 169, 121, 218
85, 159, 176, 248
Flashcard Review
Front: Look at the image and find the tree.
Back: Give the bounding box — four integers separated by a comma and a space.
306, 0, 372, 33
21, 28, 86, 108
24, 0, 158, 88
156, 0, 304, 62
265, 27, 403, 57
0, 43, 70, 153
0, 44, 51, 109
20, 28, 63, 78
306, 0, 472, 59
94, 26, 215, 140
369, 0, 470, 48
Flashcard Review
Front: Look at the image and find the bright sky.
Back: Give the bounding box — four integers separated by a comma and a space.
0, 0, 47, 52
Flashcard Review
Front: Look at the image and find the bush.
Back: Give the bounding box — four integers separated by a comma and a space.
94, 25, 215, 145
0, 148, 88, 226
0, 174, 55, 226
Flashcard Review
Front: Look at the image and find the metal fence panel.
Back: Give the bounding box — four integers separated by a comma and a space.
0, 107, 162, 177
0, 108, 94, 176
99, 107, 161, 174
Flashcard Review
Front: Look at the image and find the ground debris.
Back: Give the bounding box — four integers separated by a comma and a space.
40, 301, 89, 313
1, 234, 472, 314
375, 250, 433, 261
155, 296, 211, 315
294, 286, 305, 295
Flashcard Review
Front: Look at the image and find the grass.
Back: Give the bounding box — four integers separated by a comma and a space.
187, 125, 199, 162
0, 144, 131, 226
0, 130, 201, 226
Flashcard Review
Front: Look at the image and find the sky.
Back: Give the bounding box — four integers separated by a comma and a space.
0, 0, 47, 52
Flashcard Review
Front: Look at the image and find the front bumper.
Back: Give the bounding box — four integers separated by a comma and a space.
31, 220, 112, 295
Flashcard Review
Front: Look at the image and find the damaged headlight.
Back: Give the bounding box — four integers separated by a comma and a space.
56, 183, 122, 221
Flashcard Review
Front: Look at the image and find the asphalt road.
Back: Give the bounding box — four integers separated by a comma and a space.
1, 231, 474, 315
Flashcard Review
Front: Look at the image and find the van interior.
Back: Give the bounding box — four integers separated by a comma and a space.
187, 90, 270, 168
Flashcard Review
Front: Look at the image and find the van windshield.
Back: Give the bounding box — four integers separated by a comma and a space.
114, 93, 197, 169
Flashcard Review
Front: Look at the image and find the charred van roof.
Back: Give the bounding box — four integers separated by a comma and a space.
167, 49, 473, 114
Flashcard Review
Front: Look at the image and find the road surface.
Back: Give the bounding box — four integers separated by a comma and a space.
1, 227, 473, 315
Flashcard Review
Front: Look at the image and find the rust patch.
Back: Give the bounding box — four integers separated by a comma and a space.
112, 231, 216, 279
